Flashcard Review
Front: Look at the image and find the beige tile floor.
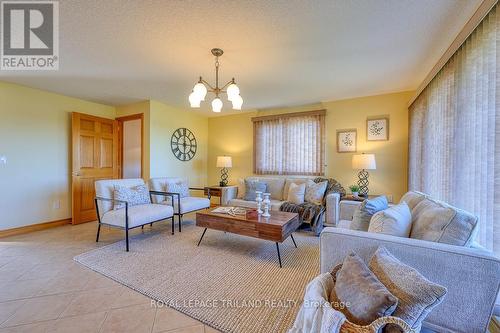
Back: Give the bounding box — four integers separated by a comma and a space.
0, 216, 220, 333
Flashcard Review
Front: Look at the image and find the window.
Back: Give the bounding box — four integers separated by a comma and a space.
253, 110, 325, 175
409, 4, 500, 255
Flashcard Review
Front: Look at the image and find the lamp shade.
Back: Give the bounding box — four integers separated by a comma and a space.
216, 156, 232, 168
352, 154, 376, 170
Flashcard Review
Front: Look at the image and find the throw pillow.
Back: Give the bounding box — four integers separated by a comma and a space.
350, 196, 388, 231
409, 198, 455, 242
287, 182, 306, 205
369, 247, 447, 332
399, 191, 427, 211
283, 179, 308, 199
113, 184, 151, 210
243, 180, 267, 201
165, 180, 190, 198
304, 180, 327, 205
330, 253, 398, 326
368, 202, 412, 237
261, 178, 286, 200
236, 178, 246, 199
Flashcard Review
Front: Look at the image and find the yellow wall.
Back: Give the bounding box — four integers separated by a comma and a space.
0, 82, 115, 230
149, 100, 208, 187
208, 91, 413, 201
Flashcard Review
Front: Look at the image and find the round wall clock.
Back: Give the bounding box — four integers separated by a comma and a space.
171, 128, 197, 161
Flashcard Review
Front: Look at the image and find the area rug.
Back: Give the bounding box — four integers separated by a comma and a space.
74, 220, 320, 333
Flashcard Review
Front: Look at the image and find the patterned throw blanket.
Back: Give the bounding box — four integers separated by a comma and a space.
280, 178, 345, 235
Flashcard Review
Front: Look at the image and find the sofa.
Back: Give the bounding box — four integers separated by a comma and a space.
320, 190, 500, 332
222, 176, 341, 226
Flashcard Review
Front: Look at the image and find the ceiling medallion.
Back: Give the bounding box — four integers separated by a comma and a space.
189, 48, 243, 112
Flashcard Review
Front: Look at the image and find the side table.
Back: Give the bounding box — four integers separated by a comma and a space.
204, 185, 237, 206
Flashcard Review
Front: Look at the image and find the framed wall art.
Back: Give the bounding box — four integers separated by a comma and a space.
337, 129, 357, 153
366, 116, 389, 141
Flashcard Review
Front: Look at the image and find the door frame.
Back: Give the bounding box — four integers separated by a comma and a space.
116, 113, 144, 179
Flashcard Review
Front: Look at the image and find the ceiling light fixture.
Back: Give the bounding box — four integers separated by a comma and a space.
189, 48, 243, 112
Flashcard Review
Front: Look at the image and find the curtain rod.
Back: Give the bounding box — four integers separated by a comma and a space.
251, 109, 326, 122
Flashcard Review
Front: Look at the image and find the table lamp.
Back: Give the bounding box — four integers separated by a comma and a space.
352, 153, 376, 196
216, 156, 232, 187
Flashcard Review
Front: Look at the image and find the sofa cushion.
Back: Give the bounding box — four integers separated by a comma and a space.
287, 183, 306, 204
305, 180, 327, 205
331, 253, 398, 325
261, 178, 286, 200
284, 178, 309, 200
161, 197, 210, 214
368, 202, 412, 238
228, 198, 284, 211
410, 198, 479, 246
400, 191, 427, 210
369, 247, 447, 332
101, 204, 174, 228
350, 196, 388, 231
113, 184, 151, 210
243, 180, 267, 201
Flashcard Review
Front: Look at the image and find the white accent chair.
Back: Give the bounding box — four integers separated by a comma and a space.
149, 177, 211, 232
94, 178, 175, 251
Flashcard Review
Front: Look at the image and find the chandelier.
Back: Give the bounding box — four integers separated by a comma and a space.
189, 48, 243, 112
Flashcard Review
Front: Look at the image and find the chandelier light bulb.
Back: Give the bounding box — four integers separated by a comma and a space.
231, 95, 243, 110
189, 92, 201, 108
212, 97, 223, 112
226, 83, 240, 101
193, 82, 207, 101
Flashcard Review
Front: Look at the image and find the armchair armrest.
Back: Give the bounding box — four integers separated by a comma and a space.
149, 190, 179, 208
320, 227, 500, 333
94, 196, 128, 222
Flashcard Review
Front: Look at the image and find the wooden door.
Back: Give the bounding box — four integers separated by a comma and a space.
72, 112, 119, 224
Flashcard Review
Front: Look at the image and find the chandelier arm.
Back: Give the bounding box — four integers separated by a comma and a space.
200, 78, 215, 91
220, 80, 234, 91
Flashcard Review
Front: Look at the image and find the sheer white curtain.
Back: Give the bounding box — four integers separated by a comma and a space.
254, 111, 325, 175
409, 5, 500, 254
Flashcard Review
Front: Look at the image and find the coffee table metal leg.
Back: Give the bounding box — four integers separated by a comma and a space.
197, 228, 207, 246
290, 234, 297, 248
276, 242, 282, 268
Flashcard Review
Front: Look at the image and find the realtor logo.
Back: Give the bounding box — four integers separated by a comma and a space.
1, 1, 59, 70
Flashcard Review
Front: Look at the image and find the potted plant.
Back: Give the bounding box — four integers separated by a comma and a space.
349, 184, 360, 197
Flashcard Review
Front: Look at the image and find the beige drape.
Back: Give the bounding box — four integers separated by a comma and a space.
409, 5, 500, 254
253, 111, 325, 176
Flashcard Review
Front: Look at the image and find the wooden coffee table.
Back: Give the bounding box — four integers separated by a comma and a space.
196, 208, 300, 267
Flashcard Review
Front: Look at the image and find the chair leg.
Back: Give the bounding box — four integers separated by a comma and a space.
150, 223, 153, 227
96, 223, 101, 242
141, 225, 144, 230
178, 214, 182, 232
125, 227, 129, 252
171, 216, 174, 235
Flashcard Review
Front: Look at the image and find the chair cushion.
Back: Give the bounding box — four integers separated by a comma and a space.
113, 184, 151, 210
331, 253, 398, 325
287, 183, 306, 204
369, 247, 447, 332
305, 180, 327, 205
368, 202, 412, 238
350, 196, 388, 231
162, 197, 210, 214
243, 180, 267, 201
101, 204, 174, 228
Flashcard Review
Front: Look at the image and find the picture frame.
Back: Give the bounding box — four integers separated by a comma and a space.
366, 116, 389, 141
337, 129, 357, 153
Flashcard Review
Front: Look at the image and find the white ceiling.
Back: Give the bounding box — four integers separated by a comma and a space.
0, 0, 482, 116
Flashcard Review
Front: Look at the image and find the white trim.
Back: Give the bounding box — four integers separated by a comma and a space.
409, 0, 498, 106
